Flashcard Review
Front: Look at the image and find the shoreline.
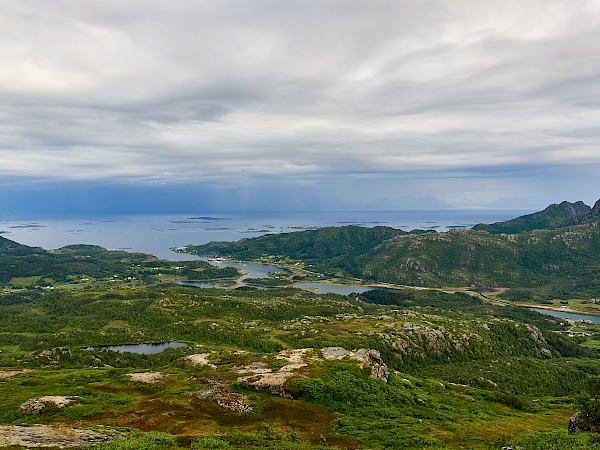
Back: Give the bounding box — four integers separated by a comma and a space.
194, 255, 600, 319
517, 303, 600, 317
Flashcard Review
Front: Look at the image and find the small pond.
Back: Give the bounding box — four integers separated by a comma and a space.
293, 282, 375, 295
530, 308, 600, 324
86, 341, 188, 354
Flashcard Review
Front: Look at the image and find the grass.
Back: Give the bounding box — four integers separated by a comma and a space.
433, 408, 574, 449
0, 284, 598, 449
8, 276, 41, 287
582, 338, 600, 348
1, 349, 581, 449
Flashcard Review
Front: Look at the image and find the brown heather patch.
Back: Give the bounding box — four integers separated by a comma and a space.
86, 389, 359, 447
104, 320, 128, 329
302, 318, 380, 337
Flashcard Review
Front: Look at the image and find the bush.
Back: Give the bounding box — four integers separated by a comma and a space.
502, 429, 600, 450
90, 431, 178, 450
191, 437, 231, 449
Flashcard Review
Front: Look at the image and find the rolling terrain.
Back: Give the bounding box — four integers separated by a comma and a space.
186, 201, 600, 300
1, 202, 600, 449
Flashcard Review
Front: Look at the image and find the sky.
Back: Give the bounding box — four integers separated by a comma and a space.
1, 0, 600, 213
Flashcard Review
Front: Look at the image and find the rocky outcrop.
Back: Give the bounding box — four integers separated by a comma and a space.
127, 371, 167, 384
322, 347, 389, 382
236, 348, 311, 397
234, 361, 272, 374
185, 353, 217, 369
568, 411, 600, 434
351, 348, 389, 381
321, 347, 348, 360
0, 425, 109, 448
568, 412, 582, 434
19, 396, 75, 414
370, 363, 389, 382
0, 370, 32, 380
195, 377, 253, 413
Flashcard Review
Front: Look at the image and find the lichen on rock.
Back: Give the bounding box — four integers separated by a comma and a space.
19, 396, 76, 414
195, 377, 253, 413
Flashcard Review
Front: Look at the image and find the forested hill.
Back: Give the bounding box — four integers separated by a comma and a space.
185, 219, 600, 298
185, 225, 416, 261
473, 199, 600, 234
0, 236, 239, 289
0, 235, 45, 256
360, 224, 600, 296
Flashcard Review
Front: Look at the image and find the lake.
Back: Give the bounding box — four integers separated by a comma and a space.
530, 308, 600, 324
86, 342, 188, 354
293, 282, 374, 295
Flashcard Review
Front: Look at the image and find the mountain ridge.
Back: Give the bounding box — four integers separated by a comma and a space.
473, 199, 599, 234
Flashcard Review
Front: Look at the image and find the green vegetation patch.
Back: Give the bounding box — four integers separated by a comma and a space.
184, 217, 600, 298
0, 256, 598, 448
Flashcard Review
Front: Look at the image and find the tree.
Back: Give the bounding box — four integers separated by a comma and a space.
576, 375, 600, 431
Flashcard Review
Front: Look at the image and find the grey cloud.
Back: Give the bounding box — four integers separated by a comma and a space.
0, 0, 599, 207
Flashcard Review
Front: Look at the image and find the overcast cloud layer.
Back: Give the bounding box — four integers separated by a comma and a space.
1, 0, 600, 210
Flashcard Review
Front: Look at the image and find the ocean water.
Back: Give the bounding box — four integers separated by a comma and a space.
0, 210, 529, 260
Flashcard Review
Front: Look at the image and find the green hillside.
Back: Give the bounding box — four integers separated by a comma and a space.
361, 223, 600, 295
1, 283, 598, 449
0, 236, 239, 295
184, 218, 600, 298
473, 200, 597, 234
185, 225, 408, 260
184, 225, 418, 278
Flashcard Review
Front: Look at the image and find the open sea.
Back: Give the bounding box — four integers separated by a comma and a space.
0, 210, 530, 260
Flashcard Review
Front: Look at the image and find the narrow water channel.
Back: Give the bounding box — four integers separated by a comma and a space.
189, 257, 378, 294
530, 308, 600, 324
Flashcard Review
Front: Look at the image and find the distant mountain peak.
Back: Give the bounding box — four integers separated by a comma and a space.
365, 195, 453, 210
472, 199, 596, 234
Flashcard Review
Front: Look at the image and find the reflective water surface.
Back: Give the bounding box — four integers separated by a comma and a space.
0, 210, 529, 260
530, 308, 600, 324
293, 282, 374, 295
86, 341, 188, 354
